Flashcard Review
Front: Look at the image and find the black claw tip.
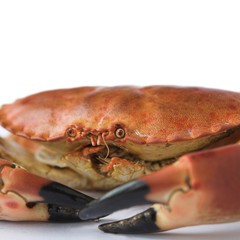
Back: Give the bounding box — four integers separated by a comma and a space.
48, 204, 81, 222
39, 182, 94, 209
79, 180, 153, 220
98, 208, 160, 234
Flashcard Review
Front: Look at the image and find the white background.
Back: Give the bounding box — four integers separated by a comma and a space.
0, 1, 240, 239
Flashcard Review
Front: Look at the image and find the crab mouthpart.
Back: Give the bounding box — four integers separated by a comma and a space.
88, 144, 174, 176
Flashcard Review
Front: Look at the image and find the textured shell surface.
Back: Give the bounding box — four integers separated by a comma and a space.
1, 86, 240, 144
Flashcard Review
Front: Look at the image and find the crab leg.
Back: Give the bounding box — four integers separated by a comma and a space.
0, 158, 94, 221
80, 143, 240, 233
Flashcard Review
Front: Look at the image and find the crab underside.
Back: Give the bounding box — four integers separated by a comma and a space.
1, 125, 240, 190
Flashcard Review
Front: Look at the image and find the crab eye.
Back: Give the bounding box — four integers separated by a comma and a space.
66, 127, 78, 138
115, 127, 125, 139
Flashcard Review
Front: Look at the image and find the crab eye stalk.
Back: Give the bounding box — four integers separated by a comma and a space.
66, 127, 78, 138
115, 128, 125, 139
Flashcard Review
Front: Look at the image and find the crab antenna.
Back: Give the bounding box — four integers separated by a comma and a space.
102, 132, 110, 159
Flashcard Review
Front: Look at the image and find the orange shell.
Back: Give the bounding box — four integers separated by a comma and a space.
1, 86, 240, 144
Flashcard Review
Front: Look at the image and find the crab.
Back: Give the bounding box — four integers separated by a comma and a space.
0, 86, 240, 233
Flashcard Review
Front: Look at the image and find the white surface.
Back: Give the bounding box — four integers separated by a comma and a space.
1, 1, 240, 239
1, 216, 240, 240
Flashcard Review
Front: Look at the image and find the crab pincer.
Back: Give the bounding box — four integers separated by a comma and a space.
0, 158, 93, 221
79, 143, 240, 234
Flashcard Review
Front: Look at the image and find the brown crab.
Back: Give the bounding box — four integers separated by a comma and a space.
0, 86, 240, 233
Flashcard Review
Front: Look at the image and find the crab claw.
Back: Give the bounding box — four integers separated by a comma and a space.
0, 158, 94, 221
80, 143, 240, 234
79, 157, 187, 221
